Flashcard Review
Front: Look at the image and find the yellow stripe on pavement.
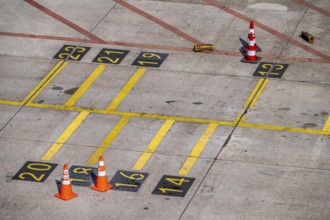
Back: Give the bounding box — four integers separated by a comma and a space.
65, 64, 107, 107
133, 119, 175, 170
234, 78, 266, 124
86, 115, 131, 165
178, 123, 218, 176
0, 100, 22, 106
323, 116, 330, 132
250, 78, 268, 108
244, 78, 265, 108
24, 61, 67, 104
41, 111, 89, 161
106, 68, 146, 111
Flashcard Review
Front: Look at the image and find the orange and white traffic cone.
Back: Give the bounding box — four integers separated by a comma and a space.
241, 32, 261, 64
245, 20, 261, 52
55, 164, 78, 201
91, 155, 113, 192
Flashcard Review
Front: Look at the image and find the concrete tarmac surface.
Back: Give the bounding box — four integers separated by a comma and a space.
1, 0, 330, 219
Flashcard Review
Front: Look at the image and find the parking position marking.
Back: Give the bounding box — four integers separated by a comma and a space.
92, 49, 129, 65
24, 61, 67, 104
132, 52, 168, 68
41, 111, 90, 161
152, 175, 195, 197
86, 116, 131, 165
253, 62, 289, 78
68, 165, 97, 187
109, 170, 149, 192
12, 161, 58, 182
250, 78, 269, 108
64, 64, 107, 107
53, 45, 91, 61
107, 68, 147, 111
133, 119, 175, 170
178, 123, 218, 176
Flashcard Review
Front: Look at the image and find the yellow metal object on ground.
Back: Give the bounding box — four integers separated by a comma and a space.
301, 31, 315, 43
193, 44, 215, 52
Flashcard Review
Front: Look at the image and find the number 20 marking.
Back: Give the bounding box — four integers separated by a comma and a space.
18, 163, 52, 182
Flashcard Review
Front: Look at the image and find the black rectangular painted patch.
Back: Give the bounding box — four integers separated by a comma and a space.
92, 49, 129, 64
109, 170, 149, 192
152, 175, 195, 197
68, 165, 97, 187
12, 161, 58, 183
253, 62, 289, 78
53, 45, 91, 61
131, 52, 168, 68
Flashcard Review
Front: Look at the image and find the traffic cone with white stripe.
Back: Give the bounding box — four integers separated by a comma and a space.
55, 164, 78, 201
241, 32, 261, 64
91, 155, 113, 192
245, 20, 261, 52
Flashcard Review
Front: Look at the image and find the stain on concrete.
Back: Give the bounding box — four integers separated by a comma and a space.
302, 123, 317, 128
51, 86, 63, 91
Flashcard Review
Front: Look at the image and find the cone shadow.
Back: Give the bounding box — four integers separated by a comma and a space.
91, 172, 97, 184
55, 180, 61, 192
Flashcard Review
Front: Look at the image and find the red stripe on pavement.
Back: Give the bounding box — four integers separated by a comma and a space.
24, 0, 106, 43
2, 31, 329, 64
0, 31, 85, 43
204, 0, 330, 61
114, 0, 203, 45
294, 0, 330, 17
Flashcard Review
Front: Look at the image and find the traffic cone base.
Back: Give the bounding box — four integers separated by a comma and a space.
91, 183, 113, 192
241, 56, 261, 64
55, 191, 78, 201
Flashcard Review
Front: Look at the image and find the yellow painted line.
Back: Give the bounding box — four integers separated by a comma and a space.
244, 79, 265, 108
25, 102, 328, 136
250, 78, 269, 108
41, 111, 89, 161
178, 123, 218, 176
65, 64, 107, 107
234, 79, 266, 124
240, 122, 330, 136
133, 119, 175, 170
107, 68, 146, 111
23, 61, 67, 104
0, 100, 22, 106
86, 116, 131, 165
323, 116, 330, 132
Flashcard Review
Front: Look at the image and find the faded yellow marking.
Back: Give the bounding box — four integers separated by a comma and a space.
24, 61, 67, 104
244, 79, 265, 109
240, 122, 330, 136
323, 116, 330, 132
86, 116, 131, 165
107, 68, 146, 111
250, 78, 269, 108
0, 100, 22, 106
41, 111, 89, 161
65, 64, 107, 107
178, 123, 218, 176
133, 119, 175, 170
24, 103, 328, 136
234, 79, 266, 124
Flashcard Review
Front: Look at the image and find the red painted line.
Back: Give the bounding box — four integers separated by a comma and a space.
294, 0, 330, 17
0, 31, 85, 43
204, 0, 330, 61
24, 0, 106, 43
1, 31, 329, 64
114, 0, 203, 45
